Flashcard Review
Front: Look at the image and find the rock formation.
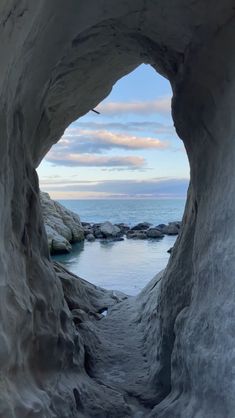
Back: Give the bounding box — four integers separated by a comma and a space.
40, 192, 84, 253
0, 1, 235, 417
40, 192, 180, 250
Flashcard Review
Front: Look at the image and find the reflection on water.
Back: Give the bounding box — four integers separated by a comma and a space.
52, 236, 177, 296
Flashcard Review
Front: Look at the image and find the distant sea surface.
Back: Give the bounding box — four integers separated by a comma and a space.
59, 199, 185, 226
54, 199, 186, 295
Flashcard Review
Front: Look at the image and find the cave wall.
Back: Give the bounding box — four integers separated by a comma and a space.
0, 1, 235, 417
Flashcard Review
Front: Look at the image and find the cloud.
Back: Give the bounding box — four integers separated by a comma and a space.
75, 121, 175, 135
56, 129, 169, 154
45, 127, 170, 169
46, 152, 145, 170
40, 177, 189, 199
97, 97, 171, 116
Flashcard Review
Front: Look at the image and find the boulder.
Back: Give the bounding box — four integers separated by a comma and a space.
131, 222, 152, 231
156, 223, 167, 230
45, 225, 72, 254
115, 223, 130, 233
40, 192, 84, 253
81, 222, 91, 227
161, 222, 181, 235
146, 228, 164, 238
86, 233, 95, 242
93, 228, 104, 239
100, 221, 121, 237
83, 227, 93, 236
126, 230, 148, 239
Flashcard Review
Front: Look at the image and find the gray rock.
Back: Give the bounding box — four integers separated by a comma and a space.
81, 222, 91, 227
116, 223, 130, 229
100, 221, 121, 237
93, 229, 104, 239
156, 223, 167, 230
131, 222, 152, 231
146, 228, 164, 238
40, 192, 84, 253
115, 223, 130, 233
161, 223, 180, 235
86, 233, 95, 241
2, 3, 234, 418
83, 227, 93, 236
126, 230, 148, 239
45, 225, 72, 253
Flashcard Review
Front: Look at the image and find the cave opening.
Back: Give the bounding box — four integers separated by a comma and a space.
38, 64, 189, 295
2, 3, 234, 416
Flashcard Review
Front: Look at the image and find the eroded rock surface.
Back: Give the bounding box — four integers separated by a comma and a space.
40, 191, 84, 253
1, 1, 235, 417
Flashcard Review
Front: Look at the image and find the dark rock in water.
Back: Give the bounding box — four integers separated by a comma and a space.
86, 233, 95, 242
115, 223, 130, 233
100, 221, 121, 237
162, 222, 181, 235
167, 247, 173, 254
81, 222, 91, 227
83, 228, 93, 236
169, 221, 181, 229
127, 230, 148, 239
116, 223, 130, 228
156, 223, 166, 229
131, 222, 152, 231
92, 223, 102, 228
94, 229, 104, 239
135, 231, 148, 239
126, 229, 135, 237
146, 228, 164, 238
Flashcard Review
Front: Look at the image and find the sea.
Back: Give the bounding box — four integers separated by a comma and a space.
52, 199, 186, 296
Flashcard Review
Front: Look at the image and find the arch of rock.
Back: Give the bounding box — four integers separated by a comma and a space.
0, 1, 235, 417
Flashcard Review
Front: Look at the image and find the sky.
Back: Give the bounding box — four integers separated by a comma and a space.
38, 64, 189, 199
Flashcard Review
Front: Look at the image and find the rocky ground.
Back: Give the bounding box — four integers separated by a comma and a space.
40, 192, 181, 254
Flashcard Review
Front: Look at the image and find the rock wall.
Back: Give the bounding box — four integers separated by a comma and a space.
0, 1, 235, 417
40, 192, 84, 253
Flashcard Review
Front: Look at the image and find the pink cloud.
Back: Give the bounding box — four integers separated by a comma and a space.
97, 97, 171, 116
62, 129, 169, 151
46, 152, 145, 169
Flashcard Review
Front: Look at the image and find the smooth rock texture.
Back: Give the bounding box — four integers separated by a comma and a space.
160, 222, 181, 235
146, 228, 164, 238
40, 192, 84, 253
99, 221, 121, 237
86, 233, 95, 242
0, 1, 235, 417
131, 222, 152, 231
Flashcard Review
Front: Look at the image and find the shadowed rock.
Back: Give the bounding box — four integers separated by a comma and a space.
0, 2, 235, 417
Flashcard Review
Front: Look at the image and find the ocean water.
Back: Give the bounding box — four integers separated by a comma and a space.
59, 199, 185, 226
53, 199, 186, 295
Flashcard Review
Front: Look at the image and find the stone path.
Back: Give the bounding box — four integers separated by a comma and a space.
80, 295, 156, 416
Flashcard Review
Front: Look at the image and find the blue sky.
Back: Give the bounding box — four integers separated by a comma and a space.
38, 64, 189, 199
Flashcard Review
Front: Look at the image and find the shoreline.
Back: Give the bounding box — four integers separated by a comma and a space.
41, 192, 181, 255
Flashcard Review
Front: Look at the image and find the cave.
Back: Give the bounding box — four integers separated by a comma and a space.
1, 2, 235, 417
